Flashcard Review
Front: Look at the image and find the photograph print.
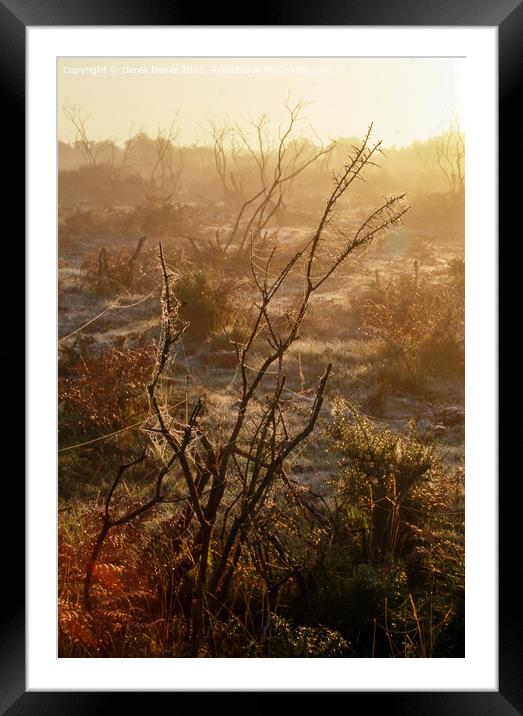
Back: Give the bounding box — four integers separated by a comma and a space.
57, 56, 465, 659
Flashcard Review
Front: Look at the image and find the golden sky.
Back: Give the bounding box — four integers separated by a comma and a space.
58, 57, 464, 148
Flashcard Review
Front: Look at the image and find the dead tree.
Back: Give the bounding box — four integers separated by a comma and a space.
234, 113, 272, 191
84, 125, 409, 654
150, 117, 183, 195
62, 105, 112, 168
207, 118, 234, 201
189, 100, 334, 266
108, 125, 143, 186
435, 122, 465, 195
226, 98, 333, 260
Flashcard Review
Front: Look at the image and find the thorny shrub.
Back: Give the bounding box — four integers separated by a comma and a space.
175, 268, 242, 342
118, 195, 201, 237
80, 240, 243, 341
299, 400, 465, 656
352, 260, 464, 392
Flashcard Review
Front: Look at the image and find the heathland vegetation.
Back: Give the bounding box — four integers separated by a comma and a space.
58, 102, 464, 657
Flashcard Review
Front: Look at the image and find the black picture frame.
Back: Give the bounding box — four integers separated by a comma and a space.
4, 0, 509, 712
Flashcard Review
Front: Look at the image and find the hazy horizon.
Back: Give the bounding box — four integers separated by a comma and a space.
58, 57, 464, 149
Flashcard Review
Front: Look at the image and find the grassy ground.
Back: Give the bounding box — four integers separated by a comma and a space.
58, 194, 464, 658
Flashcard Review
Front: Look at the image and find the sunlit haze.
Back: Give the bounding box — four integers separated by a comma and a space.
58, 57, 464, 148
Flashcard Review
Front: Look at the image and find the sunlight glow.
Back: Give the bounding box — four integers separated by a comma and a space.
58, 57, 464, 148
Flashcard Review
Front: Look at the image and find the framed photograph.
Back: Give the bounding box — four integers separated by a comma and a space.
6, 0, 510, 710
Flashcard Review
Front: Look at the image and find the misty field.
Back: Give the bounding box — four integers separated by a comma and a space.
58, 103, 464, 658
